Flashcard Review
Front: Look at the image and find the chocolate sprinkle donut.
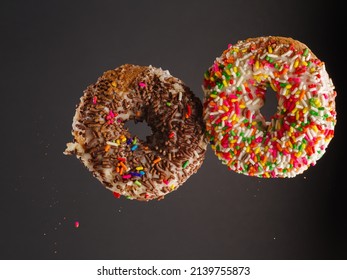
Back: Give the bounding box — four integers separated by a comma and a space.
64, 64, 207, 201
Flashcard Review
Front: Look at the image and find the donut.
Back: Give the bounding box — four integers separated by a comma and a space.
64, 64, 207, 201
202, 36, 336, 178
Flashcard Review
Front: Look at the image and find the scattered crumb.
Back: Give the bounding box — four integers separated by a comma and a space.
74, 221, 80, 228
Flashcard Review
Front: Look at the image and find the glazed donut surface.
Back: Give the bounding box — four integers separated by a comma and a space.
65, 64, 207, 200
203, 36, 336, 178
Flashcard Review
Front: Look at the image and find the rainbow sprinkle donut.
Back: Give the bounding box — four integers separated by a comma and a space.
203, 36, 336, 178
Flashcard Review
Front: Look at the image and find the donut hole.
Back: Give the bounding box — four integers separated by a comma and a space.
260, 86, 279, 121
124, 119, 152, 142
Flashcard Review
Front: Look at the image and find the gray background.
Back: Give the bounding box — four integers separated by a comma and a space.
1, 0, 345, 259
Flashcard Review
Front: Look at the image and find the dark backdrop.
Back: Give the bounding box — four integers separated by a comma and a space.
1, 0, 345, 259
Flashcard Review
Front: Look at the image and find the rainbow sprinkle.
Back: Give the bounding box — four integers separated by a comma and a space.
202, 37, 336, 178
139, 82, 147, 88
153, 157, 161, 165
182, 160, 189, 169
106, 110, 117, 124
185, 104, 192, 118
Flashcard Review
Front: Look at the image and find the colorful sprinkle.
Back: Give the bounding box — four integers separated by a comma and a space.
106, 141, 119, 147
106, 110, 118, 124
163, 179, 169, 185
139, 82, 147, 88
182, 160, 189, 169
119, 161, 127, 171
104, 144, 111, 152
185, 104, 192, 118
134, 180, 142, 187
131, 145, 138, 151
130, 172, 143, 177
